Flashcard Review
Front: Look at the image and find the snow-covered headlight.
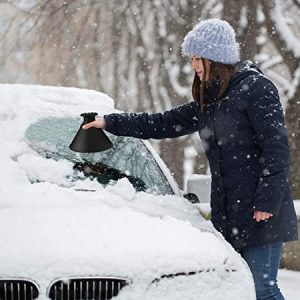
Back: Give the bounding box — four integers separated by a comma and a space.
116, 268, 255, 300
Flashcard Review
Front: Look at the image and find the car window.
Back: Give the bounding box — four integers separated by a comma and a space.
25, 117, 174, 195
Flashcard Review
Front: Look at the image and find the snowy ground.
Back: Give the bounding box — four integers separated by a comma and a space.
278, 269, 300, 300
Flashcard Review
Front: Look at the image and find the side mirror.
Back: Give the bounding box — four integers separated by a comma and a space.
183, 192, 200, 203
186, 174, 211, 203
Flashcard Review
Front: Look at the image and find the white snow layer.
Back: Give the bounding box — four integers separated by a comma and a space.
278, 269, 300, 300
0, 84, 255, 300
272, 0, 300, 57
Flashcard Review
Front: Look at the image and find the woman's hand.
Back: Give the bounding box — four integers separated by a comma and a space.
82, 117, 106, 130
253, 211, 273, 222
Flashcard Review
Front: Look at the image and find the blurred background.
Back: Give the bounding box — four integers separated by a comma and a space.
0, 0, 299, 269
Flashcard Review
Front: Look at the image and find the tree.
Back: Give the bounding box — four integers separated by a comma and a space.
261, 0, 300, 198
222, 0, 300, 198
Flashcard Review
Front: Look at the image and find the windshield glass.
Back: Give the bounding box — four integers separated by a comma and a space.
25, 117, 174, 195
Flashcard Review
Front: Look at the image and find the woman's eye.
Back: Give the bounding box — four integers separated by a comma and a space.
191, 57, 201, 61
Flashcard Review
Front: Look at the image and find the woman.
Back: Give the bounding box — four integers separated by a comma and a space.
83, 19, 298, 299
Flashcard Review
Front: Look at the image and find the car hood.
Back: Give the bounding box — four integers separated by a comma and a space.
0, 188, 234, 287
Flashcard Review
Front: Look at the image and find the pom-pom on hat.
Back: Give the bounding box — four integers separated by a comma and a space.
181, 19, 240, 65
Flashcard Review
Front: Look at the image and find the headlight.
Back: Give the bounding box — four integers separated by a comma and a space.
119, 268, 254, 300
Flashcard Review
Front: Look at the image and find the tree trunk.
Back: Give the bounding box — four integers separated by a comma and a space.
285, 85, 300, 199
159, 139, 186, 189
193, 152, 209, 175
223, 0, 259, 61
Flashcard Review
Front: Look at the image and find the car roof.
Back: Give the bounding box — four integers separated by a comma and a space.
0, 83, 117, 121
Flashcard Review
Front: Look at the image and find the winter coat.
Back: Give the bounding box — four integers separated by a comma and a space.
104, 60, 298, 250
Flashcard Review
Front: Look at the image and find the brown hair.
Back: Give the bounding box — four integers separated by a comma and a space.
192, 59, 236, 111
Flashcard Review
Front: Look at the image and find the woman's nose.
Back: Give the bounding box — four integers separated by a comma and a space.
191, 59, 196, 70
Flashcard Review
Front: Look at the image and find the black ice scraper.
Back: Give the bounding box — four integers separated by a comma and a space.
69, 112, 113, 153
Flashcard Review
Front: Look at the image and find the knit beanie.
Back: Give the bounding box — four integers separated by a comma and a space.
181, 19, 240, 65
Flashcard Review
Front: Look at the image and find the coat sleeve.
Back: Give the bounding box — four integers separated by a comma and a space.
245, 76, 291, 215
103, 101, 199, 139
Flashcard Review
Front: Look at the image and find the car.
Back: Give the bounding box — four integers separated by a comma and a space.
0, 84, 255, 300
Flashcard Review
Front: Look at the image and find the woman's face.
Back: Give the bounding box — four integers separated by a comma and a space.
191, 56, 210, 81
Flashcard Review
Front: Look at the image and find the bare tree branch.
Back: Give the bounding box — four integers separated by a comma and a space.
292, 0, 300, 8
261, 0, 300, 73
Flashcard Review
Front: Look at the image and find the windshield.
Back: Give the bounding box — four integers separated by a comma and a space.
25, 117, 174, 195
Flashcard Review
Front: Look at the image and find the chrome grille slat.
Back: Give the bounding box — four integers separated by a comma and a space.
67, 282, 70, 300
92, 281, 95, 300
73, 282, 76, 300
17, 283, 20, 300
0, 280, 39, 300
79, 282, 82, 300
104, 282, 108, 300
4, 282, 7, 300
85, 281, 88, 300
4, 283, 7, 300
48, 278, 128, 300
22, 284, 25, 300
99, 281, 101, 300
111, 282, 114, 300
60, 282, 63, 300
10, 283, 13, 300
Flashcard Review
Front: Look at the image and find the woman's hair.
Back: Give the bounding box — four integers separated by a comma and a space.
192, 59, 236, 111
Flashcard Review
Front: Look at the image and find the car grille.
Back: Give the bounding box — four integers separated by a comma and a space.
0, 279, 39, 300
48, 278, 128, 300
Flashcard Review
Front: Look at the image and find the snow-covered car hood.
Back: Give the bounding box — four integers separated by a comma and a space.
0, 182, 251, 299
0, 192, 226, 282
0, 84, 255, 300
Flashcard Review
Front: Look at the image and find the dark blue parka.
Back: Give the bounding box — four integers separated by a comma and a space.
104, 60, 298, 250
